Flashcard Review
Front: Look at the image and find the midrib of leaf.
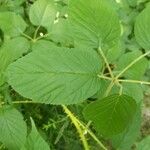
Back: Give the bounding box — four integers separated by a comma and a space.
39, 3, 51, 26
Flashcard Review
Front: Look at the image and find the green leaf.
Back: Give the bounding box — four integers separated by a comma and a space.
0, 105, 27, 150
68, 0, 120, 49
116, 51, 148, 80
135, 4, 150, 51
6, 47, 102, 104
50, 19, 74, 46
31, 40, 56, 52
111, 103, 141, 150
136, 136, 150, 150
83, 94, 137, 137
0, 12, 27, 37
0, 37, 30, 86
122, 83, 143, 103
29, 0, 56, 28
21, 118, 50, 150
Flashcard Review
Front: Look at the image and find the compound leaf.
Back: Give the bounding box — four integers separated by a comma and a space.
83, 94, 137, 137
7, 47, 102, 104
0, 106, 27, 150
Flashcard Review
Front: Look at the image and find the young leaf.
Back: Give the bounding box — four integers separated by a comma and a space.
83, 94, 137, 137
0, 37, 30, 86
0, 105, 27, 150
0, 12, 27, 37
21, 118, 50, 150
6, 47, 102, 104
68, 0, 120, 49
29, 0, 56, 28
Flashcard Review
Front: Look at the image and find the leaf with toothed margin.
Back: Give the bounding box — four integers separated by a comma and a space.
6, 46, 102, 104
83, 94, 137, 137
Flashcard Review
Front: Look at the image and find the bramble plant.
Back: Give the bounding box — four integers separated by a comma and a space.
0, 0, 150, 149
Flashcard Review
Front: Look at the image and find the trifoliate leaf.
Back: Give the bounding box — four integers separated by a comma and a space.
7, 47, 102, 104
83, 94, 137, 137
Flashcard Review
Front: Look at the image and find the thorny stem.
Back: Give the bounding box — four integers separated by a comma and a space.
62, 105, 90, 150
62, 105, 107, 150
76, 120, 107, 150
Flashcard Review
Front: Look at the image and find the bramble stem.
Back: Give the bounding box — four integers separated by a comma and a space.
76, 120, 107, 150
62, 105, 90, 150
62, 105, 107, 150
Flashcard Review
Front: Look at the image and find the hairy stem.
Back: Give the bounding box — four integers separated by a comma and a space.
62, 105, 90, 150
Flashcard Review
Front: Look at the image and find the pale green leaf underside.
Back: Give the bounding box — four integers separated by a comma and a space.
29, 0, 56, 27
21, 118, 50, 150
7, 47, 101, 104
135, 4, 150, 51
68, 0, 121, 49
0, 106, 27, 150
83, 94, 137, 137
0, 12, 27, 37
